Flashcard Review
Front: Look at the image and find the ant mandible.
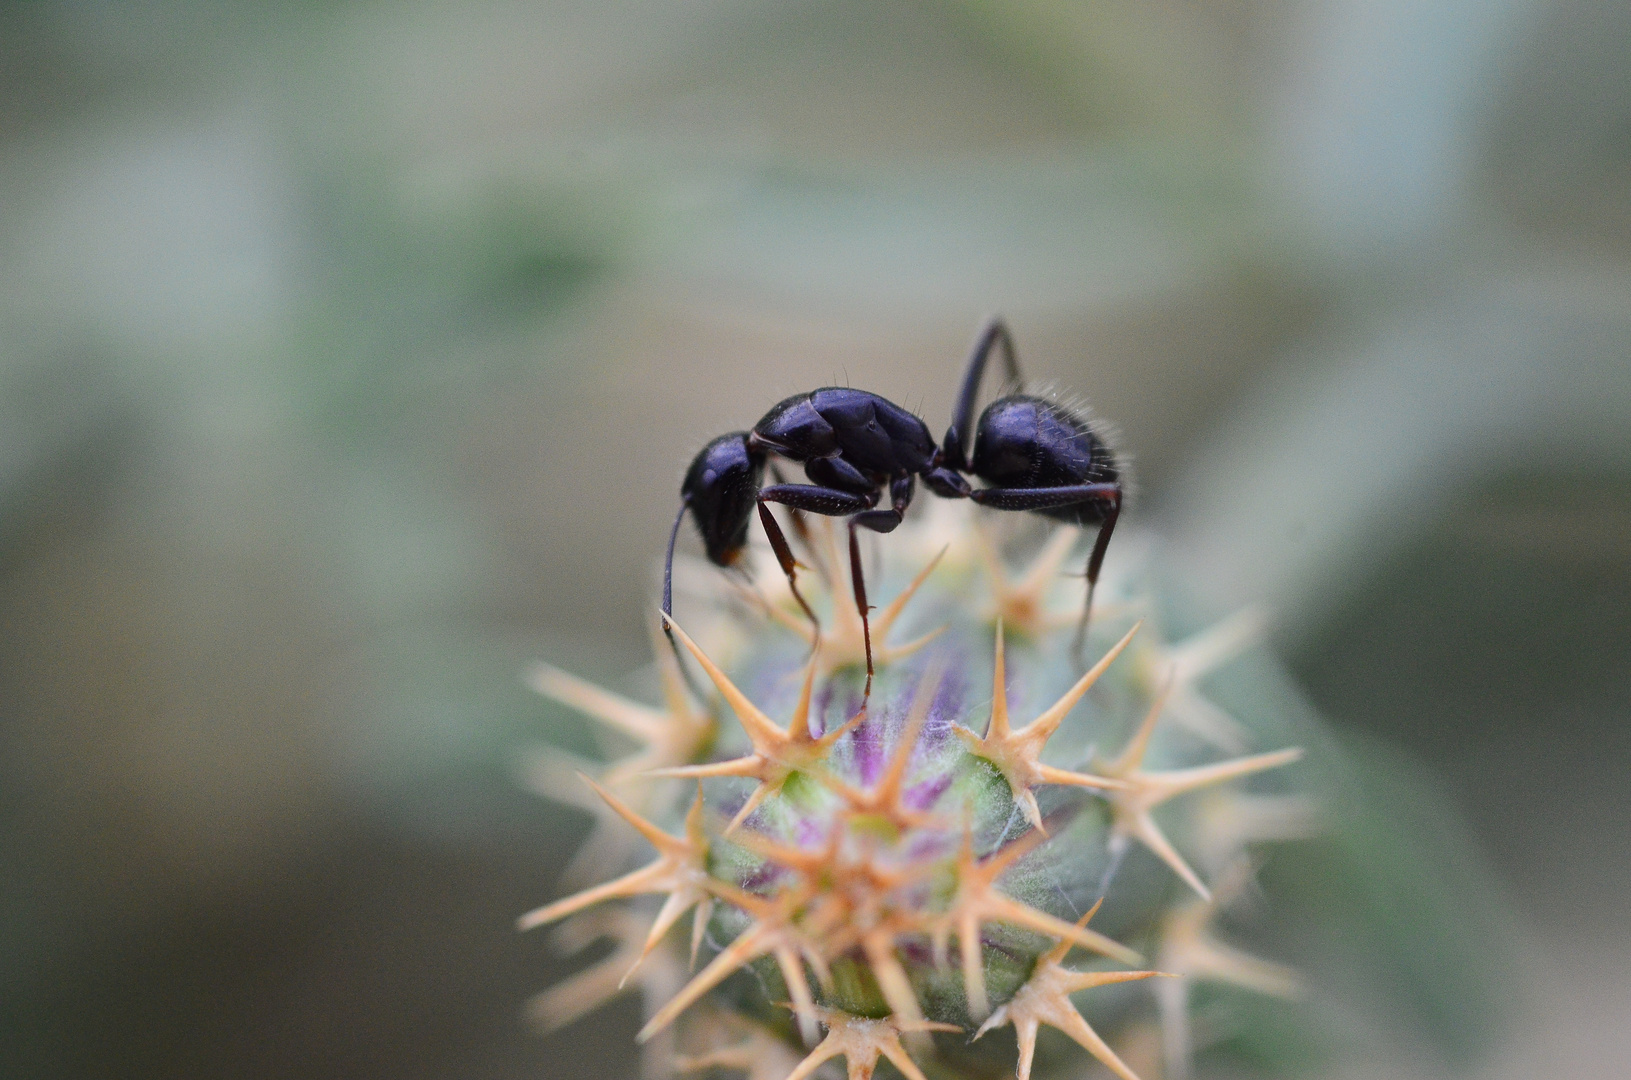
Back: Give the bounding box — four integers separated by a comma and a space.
660, 317, 1123, 697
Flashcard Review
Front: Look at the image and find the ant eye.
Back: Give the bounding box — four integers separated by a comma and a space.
701, 469, 717, 484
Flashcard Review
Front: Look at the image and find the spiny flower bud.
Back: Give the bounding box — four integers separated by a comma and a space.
519, 500, 1310, 1080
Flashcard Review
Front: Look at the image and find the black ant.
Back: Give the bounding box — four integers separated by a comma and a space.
660, 317, 1123, 694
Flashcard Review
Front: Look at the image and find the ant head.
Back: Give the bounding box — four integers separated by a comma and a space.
681, 432, 766, 567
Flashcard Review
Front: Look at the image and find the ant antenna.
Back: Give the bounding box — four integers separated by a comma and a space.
661, 498, 687, 629
661, 498, 716, 705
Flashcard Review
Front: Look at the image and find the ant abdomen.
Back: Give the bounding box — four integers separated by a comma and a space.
971, 395, 1120, 527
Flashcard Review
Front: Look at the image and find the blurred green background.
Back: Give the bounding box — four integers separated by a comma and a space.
0, 2, 1626, 1077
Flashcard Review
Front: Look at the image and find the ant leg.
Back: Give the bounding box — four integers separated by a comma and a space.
843, 476, 915, 701
967, 481, 1122, 656
760, 482, 886, 697
758, 482, 879, 650
757, 502, 821, 637
769, 463, 815, 561
942, 317, 1021, 470
849, 474, 915, 534
991, 319, 1023, 387
847, 521, 874, 700
965, 482, 1119, 514
923, 465, 971, 500
759, 482, 878, 517
1075, 499, 1121, 656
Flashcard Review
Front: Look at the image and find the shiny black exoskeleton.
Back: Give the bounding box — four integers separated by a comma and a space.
661, 318, 1123, 686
